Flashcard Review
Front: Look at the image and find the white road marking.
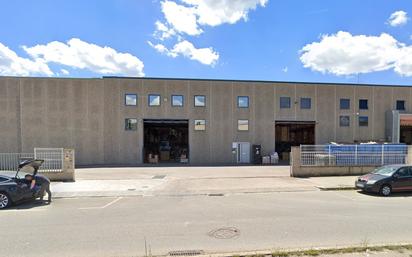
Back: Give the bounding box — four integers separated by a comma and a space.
78, 197, 123, 210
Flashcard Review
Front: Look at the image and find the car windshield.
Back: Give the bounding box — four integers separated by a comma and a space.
372, 166, 398, 176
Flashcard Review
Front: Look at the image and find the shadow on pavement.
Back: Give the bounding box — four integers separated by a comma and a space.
6, 200, 49, 210
357, 190, 412, 198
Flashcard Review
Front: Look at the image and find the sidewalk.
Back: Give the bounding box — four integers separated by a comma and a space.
51, 166, 359, 198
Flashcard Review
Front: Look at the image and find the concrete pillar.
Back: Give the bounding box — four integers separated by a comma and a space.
406, 146, 412, 165
290, 146, 301, 177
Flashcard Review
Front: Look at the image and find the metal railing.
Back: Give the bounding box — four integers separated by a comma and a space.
0, 148, 64, 172
300, 144, 408, 166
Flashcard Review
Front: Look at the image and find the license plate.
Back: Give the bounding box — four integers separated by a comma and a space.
356, 182, 364, 188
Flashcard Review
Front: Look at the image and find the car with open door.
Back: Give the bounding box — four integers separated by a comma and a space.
355, 164, 412, 196
0, 159, 44, 209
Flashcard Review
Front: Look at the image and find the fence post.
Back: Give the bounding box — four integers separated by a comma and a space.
381, 144, 384, 165
328, 145, 331, 165
355, 145, 358, 165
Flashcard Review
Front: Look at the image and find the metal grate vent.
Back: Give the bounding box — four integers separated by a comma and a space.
168, 250, 204, 256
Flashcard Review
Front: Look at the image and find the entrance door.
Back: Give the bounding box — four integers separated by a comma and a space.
275, 122, 315, 161
235, 142, 250, 163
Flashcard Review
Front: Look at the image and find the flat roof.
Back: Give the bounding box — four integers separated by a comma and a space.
1, 75, 411, 88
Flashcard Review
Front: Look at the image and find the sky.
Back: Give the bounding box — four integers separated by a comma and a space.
1, 0, 412, 85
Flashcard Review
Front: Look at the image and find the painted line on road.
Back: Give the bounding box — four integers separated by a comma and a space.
78, 197, 123, 210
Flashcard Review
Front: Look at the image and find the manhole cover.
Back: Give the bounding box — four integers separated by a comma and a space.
169, 250, 204, 256
152, 175, 166, 179
208, 227, 240, 239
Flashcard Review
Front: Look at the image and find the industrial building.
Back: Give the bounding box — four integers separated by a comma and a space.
0, 76, 411, 166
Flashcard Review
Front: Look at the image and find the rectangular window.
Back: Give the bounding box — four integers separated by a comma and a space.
396, 100, 405, 111
194, 95, 206, 107
339, 115, 350, 127
125, 118, 137, 131
125, 94, 137, 106
194, 119, 206, 131
172, 95, 184, 107
238, 119, 249, 131
149, 94, 160, 106
359, 116, 368, 127
280, 97, 291, 109
340, 99, 350, 110
300, 98, 311, 109
359, 99, 368, 110
237, 96, 249, 108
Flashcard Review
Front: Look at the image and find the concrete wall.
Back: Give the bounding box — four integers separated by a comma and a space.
1, 76, 412, 166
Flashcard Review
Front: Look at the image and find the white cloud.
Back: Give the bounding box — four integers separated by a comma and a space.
149, 40, 219, 66
282, 67, 288, 73
153, 20, 176, 40
300, 31, 405, 76
160, 0, 202, 36
0, 42, 53, 76
158, 0, 268, 37
23, 38, 144, 77
60, 69, 69, 75
394, 46, 412, 76
182, 0, 268, 27
388, 10, 408, 27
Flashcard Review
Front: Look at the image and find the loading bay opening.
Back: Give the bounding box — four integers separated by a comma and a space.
143, 119, 189, 164
275, 121, 315, 161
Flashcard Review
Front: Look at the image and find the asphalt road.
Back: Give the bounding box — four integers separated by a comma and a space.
2, 190, 412, 257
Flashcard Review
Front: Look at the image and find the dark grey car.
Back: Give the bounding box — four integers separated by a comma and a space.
355, 164, 412, 196
0, 159, 44, 209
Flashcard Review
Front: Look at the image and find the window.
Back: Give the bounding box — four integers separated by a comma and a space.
300, 98, 311, 109
194, 119, 206, 131
339, 115, 350, 127
340, 99, 350, 110
395, 167, 412, 178
125, 118, 137, 131
148, 94, 160, 106
280, 97, 291, 109
238, 119, 249, 131
125, 94, 137, 106
359, 99, 368, 110
358, 116, 368, 127
396, 100, 405, 111
237, 96, 249, 108
194, 95, 206, 107
172, 95, 184, 107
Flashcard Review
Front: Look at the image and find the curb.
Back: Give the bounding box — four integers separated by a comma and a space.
316, 186, 356, 191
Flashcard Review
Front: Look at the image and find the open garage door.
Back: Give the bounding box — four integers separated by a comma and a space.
143, 119, 189, 164
275, 121, 315, 161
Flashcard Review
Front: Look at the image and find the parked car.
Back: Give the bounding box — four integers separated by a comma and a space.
355, 164, 412, 196
0, 159, 44, 209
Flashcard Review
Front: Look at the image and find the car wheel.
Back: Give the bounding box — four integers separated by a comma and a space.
380, 185, 392, 197
0, 192, 11, 209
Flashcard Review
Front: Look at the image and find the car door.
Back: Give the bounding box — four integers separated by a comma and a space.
392, 167, 412, 192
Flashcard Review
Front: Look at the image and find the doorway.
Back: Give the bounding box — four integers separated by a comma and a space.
275, 121, 315, 161
143, 119, 189, 164
233, 142, 250, 163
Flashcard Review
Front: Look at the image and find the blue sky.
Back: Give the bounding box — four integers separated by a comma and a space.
1, 0, 412, 85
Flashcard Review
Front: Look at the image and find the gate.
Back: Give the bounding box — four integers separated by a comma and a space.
34, 148, 64, 172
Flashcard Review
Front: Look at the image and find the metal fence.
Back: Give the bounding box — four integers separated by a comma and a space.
0, 148, 64, 172
300, 144, 408, 166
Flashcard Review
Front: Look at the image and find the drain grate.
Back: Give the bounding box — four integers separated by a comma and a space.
208, 227, 240, 239
168, 250, 204, 256
152, 175, 166, 179
208, 193, 224, 197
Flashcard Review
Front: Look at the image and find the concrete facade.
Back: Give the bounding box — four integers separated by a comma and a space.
0, 76, 411, 166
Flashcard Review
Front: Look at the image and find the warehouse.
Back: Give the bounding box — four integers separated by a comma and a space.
0, 76, 410, 166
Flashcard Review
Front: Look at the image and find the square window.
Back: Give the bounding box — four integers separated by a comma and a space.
125, 94, 137, 106
194, 95, 206, 107
149, 94, 160, 106
396, 100, 405, 111
237, 96, 249, 108
280, 97, 291, 109
194, 119, 206, 131
300, 98, 311, 109
238, 119, 249, 131
340, 99, 350, 110
339, 115, 350, 127
359, 116, 368, 127
359, 99, 368, 110
125, 118, 137, 131
172, 95, 184, 107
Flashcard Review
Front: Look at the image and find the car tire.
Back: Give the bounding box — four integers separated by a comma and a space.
380, 185, 392, 197
0, 192, 11, 209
